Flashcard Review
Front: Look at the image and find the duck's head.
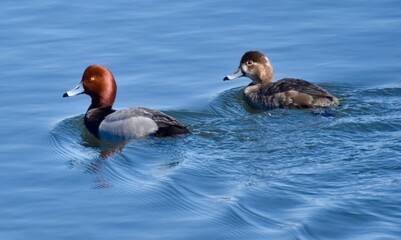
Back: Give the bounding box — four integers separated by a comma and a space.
63, 64, 117, 109
223, 51, 274, 85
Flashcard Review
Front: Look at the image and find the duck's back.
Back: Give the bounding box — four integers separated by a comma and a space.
130, 107, 189, 137
245, 78, 339, 109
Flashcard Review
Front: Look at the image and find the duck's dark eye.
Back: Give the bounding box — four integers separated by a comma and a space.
246, 60, 254, 66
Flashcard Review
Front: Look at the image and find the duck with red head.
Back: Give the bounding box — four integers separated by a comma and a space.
224, 51, 339, 109
63, 65, 189, 141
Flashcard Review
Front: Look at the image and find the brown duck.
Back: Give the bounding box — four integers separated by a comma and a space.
224, 51, 339, 109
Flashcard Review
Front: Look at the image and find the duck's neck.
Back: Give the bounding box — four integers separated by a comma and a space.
260, 74, 273, 87
87, 81, 117, 110
259, 62, 274, 86
88, 97, 114, 110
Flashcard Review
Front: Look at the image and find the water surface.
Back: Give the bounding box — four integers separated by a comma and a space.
1, 0, 401, 239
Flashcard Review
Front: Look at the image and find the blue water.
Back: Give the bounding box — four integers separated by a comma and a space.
1, 0, 401, 239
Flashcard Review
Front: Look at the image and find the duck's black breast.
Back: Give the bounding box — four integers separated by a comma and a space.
85, 107, 115, 137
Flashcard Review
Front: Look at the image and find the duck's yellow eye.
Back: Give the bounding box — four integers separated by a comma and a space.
89, 77, 95, 81
246, 60, 254, 66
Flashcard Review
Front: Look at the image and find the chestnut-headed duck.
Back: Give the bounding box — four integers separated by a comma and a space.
223, 51, 339, 109
63, 64, 189, 140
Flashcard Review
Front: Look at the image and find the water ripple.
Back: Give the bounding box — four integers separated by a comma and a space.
46, 85, 401, 238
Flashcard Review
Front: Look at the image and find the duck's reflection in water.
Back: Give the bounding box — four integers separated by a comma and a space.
80, 126, 128, 159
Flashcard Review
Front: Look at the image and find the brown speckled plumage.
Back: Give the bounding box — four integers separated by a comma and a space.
224, 51, 339, 109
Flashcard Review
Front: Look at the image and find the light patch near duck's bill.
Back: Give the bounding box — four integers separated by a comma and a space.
63, 82, 85, 97
264, 56, 272, 67
223, 67, 244, 81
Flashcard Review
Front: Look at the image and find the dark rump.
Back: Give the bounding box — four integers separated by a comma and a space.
155, 125, 190, 137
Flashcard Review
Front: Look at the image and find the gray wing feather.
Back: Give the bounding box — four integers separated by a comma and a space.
125, 107, 186, 128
